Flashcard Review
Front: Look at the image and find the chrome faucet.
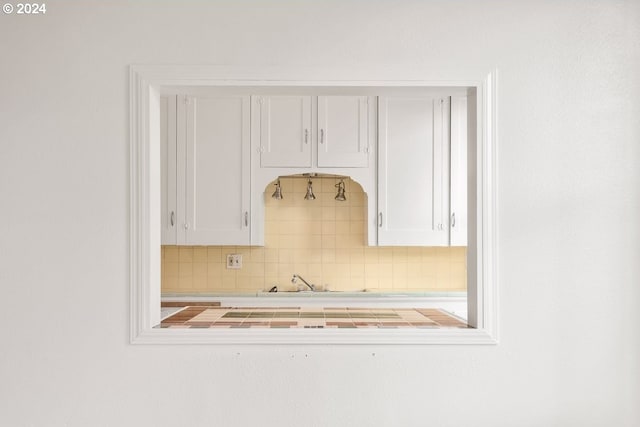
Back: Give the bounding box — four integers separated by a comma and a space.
291, 274, 315, 291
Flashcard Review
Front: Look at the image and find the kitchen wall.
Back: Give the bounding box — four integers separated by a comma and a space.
162, 178, 466, 293
1, 1, 639, 426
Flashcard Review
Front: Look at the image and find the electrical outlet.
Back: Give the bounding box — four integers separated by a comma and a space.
226, 254, 242, 269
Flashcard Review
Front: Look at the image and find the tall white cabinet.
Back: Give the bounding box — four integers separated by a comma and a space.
161, 94, 251, 246
377, 96, 451, 246
450, 95, 468, 246
160, 96, 178, 245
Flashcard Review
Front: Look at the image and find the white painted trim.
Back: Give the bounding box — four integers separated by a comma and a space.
134, 328, 496, 345
130, 65, 499, 345
482, 70, 499, 342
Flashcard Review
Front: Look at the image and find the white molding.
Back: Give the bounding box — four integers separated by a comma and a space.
482, 70, 499, 343
129, 65, 499, 345
134, 328, 497, 346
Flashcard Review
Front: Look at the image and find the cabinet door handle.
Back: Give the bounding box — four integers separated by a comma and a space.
184, 222, 190, 230
244, 211, 248, 227
170, 211, 175, 227
451, 212, 456, 228
320, 129, 324, 144
304, 129, 309, 144
378, 212, 383, 227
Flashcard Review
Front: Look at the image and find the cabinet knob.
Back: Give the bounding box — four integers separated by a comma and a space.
184, 222, 190, 230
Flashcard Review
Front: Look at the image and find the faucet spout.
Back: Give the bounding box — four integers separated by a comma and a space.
291, 274, 315, 291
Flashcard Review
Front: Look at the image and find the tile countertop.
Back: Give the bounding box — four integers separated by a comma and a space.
162, 291, 467, 298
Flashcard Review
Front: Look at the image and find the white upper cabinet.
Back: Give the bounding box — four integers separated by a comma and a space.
250, 93, 377, 246
377, 96, 451, 246
252, 95, 372, 169
161, 88, 465, 248
160, 96, 177, 245
317, 96, 370, 168
254, 95, 312, 168
178, 95, 251, 245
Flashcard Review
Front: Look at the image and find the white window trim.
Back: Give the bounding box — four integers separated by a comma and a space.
129, 65, 498, 345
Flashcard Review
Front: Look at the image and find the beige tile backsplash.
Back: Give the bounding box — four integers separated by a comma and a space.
162, 177, 466, 294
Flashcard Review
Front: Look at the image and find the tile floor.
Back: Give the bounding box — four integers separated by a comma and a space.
158, 306, 469, 329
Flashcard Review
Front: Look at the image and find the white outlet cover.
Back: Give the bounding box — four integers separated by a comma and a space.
226, 254, 242, 269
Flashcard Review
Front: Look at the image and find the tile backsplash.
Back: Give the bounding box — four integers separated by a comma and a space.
162, 177, 466, 294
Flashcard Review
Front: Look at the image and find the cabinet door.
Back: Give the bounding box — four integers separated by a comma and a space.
255, 96, 312, 167
450, 95, 467, 246
317, 96, 369, 168
377, 96, 450, 246
160, 95, 177, 245
180, 95, 251, 245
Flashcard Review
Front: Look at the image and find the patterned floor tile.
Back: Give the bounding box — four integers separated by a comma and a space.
157, 306, 469, 329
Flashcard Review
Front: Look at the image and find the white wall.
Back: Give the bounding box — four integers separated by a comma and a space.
1, 1, 639, 425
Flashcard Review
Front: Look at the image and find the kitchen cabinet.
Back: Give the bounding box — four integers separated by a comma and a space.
182, 94, 251, 245
253, 95, 371, 169
160, 95, 177, 245
450, 95, 468, 246
377, 96, 451, 246
250, 93, 376, 246
161, 89, 464, 248
161, 94, 251, 245
253, 95, 312, 168
317, 96, 370, 168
